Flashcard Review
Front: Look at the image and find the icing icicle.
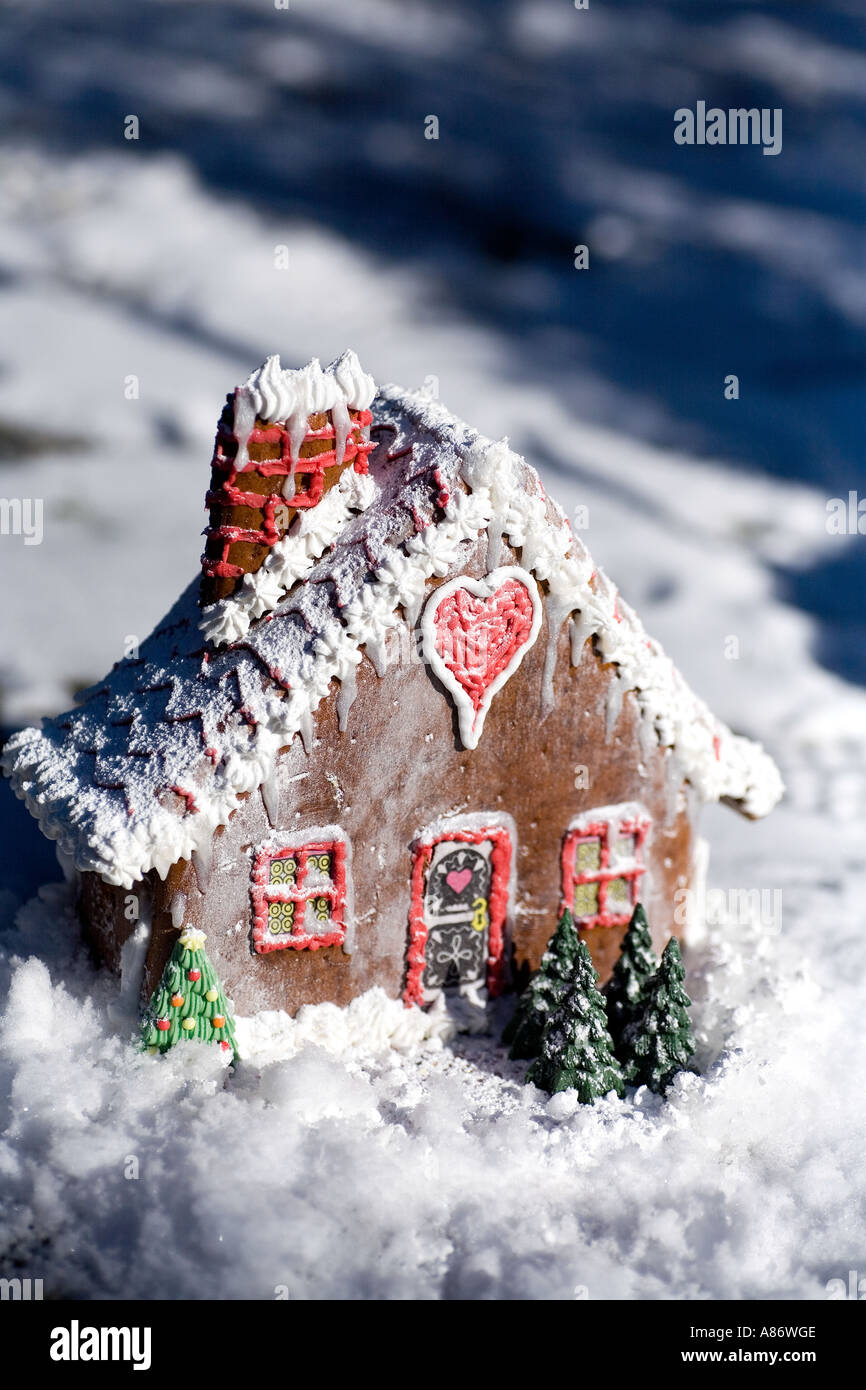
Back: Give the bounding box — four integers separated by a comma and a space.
192, 842, 213, 894
231, 387, 257, 472
261, 769, 282, 828
606, 672, 626, 740
1, 382, 783, 892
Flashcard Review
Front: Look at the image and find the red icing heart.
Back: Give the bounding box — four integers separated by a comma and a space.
446, 868, 473, 893
433, 577, 536, 713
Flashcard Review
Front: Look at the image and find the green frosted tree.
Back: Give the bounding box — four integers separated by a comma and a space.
605, 903, 658, 1052
620, 937, 695, 1094
141, 926, 237, 1061
526, 939, 625, 1103
503, 908, 579, 1060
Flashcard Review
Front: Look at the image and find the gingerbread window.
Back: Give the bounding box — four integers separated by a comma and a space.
561, 807, 649, 929
251, 836, 348, 953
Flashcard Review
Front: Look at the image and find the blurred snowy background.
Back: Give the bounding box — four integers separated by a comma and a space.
1, 0, 865, 1300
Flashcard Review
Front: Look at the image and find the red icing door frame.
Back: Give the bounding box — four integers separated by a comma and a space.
405, 824, 512, 1007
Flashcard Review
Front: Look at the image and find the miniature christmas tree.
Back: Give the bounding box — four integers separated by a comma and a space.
502, 908, 579, 1060
526, 940, 625, 1102
605, 902, 658, 1052
141, 926, 237, 1061
620, 936, 695, 1094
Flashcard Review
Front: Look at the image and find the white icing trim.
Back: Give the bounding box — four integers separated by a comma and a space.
564, 800, 651, 885
564, 800, 650, 838
200, 468, 379, 646
2, 389, 783, 891
244, 348, 376, 424
234, 985, 453, 1064
459, 434, 783, 820
420, 566, 543, 749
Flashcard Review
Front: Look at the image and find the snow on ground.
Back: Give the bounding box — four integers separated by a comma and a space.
0, 879, 861, 1301
1, 0, 866, 1300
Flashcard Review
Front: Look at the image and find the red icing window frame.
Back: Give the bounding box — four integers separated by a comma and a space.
561, 814, 649, 929
404, 824, 512, 1007
251, 839, 347, 954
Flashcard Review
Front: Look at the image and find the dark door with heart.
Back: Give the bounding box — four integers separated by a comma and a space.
422, 839, 493, 997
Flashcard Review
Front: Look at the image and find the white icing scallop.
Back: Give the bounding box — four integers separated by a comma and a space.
1, 383, 783, 893
330, 348, 376, 411
243, 349, 375, 425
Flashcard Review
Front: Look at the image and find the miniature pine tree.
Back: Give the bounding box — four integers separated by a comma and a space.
620, 936, 695, 1094
605, 902, 658, 1052
141, 926, 238, 1061
502, 908, 579, 1060
526, 939, 625, 1102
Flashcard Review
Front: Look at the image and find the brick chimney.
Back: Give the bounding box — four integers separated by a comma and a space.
200, 352, 375, 607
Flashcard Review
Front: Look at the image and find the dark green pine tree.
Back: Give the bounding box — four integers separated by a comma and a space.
605, 903, 658, 1052
141, 927, 238, 1061
620, 937, 695, 1094
503, 908, 579, 1060
526, 940, 625, 1103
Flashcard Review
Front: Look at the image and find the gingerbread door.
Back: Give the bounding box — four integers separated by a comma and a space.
406, 824, 512, 1007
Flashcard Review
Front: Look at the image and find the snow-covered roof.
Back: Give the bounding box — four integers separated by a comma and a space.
2, 383, 783, 890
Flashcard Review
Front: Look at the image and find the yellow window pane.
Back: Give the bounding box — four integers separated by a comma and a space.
270, 857, 297, 885
615, 835, 636, 861
574, 880, 600, 918
268, 900, 295, 933
576, 838, 601, 873
313, 896, 331, 922
607, 877, 631, 909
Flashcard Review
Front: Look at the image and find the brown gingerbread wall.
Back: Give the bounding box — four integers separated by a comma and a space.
80, 540, 701, 1016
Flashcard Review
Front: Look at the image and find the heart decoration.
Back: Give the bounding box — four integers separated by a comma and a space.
421, 565, 542, 749
445, 868, 473, 894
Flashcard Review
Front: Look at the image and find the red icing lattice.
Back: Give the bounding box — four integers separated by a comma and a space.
202, 403, 374, 583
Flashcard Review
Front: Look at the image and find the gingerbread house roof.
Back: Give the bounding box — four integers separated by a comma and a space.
2, 382, 783, 890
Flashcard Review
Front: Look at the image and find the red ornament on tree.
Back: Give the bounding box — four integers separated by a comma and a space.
187, 969, 201, 982
156, 1018, 171, 1032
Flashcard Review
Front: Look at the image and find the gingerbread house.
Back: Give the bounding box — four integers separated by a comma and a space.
2, 351, 783, 1019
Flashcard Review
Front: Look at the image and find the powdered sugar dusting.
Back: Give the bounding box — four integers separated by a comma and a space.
2, 384, 782, 890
